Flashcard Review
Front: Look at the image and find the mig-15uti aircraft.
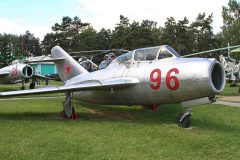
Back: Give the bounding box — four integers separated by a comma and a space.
0, 45, 226, 128
0, 60, 47, 89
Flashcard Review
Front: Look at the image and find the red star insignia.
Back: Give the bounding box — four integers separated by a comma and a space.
66, 64, 71, 74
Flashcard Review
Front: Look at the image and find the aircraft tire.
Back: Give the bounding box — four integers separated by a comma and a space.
20, 86, 25, 90
177, 113, 191, 128
29, 83, 35, 89
176, 112, 184, 123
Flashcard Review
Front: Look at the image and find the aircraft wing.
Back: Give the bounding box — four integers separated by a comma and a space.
0, 77, 139, 97
0, 71, 9, 77
24, 56, 65, 63
32, 74, 53, 80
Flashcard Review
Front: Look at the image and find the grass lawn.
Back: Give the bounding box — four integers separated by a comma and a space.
0, 97, 240, 160
0, 80, 65, 97
219, 82, 240, 96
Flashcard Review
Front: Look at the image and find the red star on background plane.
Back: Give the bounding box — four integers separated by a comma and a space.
66, 64, 71, 74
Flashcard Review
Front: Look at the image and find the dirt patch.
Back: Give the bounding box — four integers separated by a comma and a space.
88, 108, 104, 115
86, 108, 133, 121
218, 96, 240, 103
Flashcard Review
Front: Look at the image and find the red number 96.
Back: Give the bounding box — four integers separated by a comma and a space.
150, 68, 179, 91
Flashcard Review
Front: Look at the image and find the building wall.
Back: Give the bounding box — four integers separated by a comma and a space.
41, 64, 55, 76
30, 63, 57, 76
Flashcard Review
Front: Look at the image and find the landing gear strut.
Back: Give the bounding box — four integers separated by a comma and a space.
20, 80, 25, 90
176, 107, 192, 128
61, 92, 77, 119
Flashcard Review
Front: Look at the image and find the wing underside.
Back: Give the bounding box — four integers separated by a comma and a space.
0, 71, 9, 77
0, 77, 139, 97
24, 56, 65, 63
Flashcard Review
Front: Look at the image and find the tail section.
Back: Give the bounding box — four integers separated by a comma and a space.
51, 46, 88, 82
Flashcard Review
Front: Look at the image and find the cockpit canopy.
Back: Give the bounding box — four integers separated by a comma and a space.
115, 45, 180, 63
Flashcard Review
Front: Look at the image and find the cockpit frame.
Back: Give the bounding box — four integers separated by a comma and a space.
114, 45, 180, 64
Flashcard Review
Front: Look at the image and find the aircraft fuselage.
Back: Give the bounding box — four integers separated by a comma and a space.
66, 57, 225, 105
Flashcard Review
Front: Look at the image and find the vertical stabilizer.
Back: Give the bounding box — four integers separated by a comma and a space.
51, 46, 88, 82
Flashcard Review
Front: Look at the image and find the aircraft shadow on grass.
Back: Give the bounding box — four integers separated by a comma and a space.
0, 102, 182, 123
0, 102, 239, 133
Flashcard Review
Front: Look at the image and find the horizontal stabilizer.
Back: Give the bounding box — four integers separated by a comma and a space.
0, 77, 139, 97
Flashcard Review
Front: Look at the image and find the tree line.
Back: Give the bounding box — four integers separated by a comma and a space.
0, 31, 41, 65
0, 0, 239, 66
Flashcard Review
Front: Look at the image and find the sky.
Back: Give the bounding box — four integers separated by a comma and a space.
0, 0, 231, 40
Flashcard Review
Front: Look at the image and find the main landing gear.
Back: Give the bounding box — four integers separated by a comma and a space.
61, 92, 77, 119
20, 79, 35, 90
142, 105, 159, 111
176, 107, 192, 128
29, 79, 35, 89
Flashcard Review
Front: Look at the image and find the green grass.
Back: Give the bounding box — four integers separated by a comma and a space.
0, 80, 65, 97
0, 82, 239, 159
0, 80, 64, 91
219, 83, 240, 96
0, 97, 240, 160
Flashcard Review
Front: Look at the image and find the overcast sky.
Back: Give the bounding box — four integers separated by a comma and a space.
0, 0, 231, 40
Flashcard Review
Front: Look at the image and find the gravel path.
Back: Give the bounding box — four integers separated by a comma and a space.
215, 101, 240, 107
215, 96, 240, 107
218, 96, 240, 103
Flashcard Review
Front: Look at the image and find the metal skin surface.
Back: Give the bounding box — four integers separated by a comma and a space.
0, 63, 33, 84
69, 57, 225, 105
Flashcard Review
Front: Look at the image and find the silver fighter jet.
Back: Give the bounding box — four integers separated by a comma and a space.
0, 59, 51, 89
0, 61, 34, 89
0, 45, 226, 128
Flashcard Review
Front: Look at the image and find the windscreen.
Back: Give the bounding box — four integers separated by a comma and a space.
134, 47, 160, 61
115, 51, 133, 62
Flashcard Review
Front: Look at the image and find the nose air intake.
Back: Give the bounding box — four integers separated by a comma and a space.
210, 62, 225, 93
22, 65, 33, 78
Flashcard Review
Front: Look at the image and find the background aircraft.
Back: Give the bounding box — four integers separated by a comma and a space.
0, 59, 52, 89
70, 49, 129, 71
219, 48, 240, 86
0, 60, 35, 89
0, 45, 225, 128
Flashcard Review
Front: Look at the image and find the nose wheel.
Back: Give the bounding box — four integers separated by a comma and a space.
176, 108, 192, 128
29, 82, 35, 89
20, 80, 25, 90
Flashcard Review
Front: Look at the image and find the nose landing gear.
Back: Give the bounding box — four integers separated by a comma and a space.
176, 108, 192, 128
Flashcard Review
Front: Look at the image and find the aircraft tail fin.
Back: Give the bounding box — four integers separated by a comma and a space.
51, 46, 88, 82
